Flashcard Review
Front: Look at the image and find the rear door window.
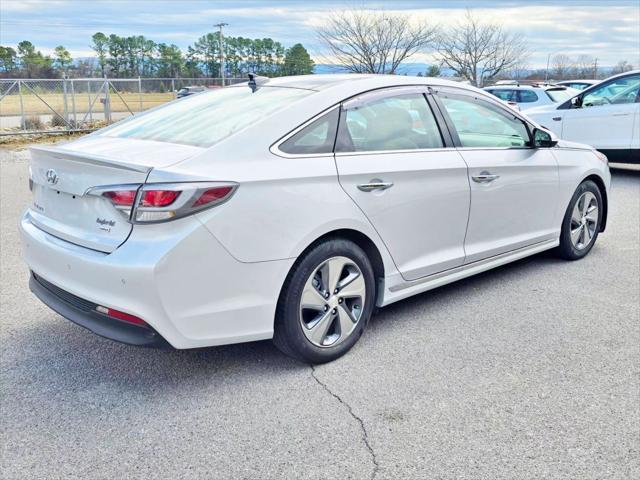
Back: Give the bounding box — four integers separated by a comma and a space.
336, 92, 444, 152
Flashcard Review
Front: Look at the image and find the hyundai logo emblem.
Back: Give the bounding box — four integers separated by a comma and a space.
45, 169, 59, 185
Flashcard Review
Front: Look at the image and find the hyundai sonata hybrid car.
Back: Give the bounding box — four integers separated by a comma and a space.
21, 74, 611, 363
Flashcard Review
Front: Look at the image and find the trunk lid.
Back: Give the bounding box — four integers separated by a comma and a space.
28, 137, 204, 252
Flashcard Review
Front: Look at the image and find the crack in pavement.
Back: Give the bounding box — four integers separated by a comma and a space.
310, 365, 379, 480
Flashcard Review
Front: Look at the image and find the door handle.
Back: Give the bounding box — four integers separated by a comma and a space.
357, 180, 394, 192
472, 172, 500, 183
612, 113, 631, 117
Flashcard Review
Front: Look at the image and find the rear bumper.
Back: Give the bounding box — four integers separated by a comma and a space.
20, 210, 295, 349
30, 272, 170, 348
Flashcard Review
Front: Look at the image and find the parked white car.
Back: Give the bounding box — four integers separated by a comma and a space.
484, 83, 579, 110
555, 79, 599, 90
21, 74, 611, 363
526, 71, 640, 163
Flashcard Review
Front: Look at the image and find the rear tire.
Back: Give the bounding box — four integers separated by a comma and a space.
556, 180, 603, 260
273, 238, 376, 364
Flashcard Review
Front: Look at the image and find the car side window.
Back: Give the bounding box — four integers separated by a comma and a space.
335, 93, 444, 152
439, 95, 531, 148
279, 108, 339, 155
489, 89, 516, 102
581, 74, 640, 107
518, 90, 539, 103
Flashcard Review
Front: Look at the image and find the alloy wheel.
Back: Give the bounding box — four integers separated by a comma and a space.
299, 256, 366, 348
570, 191, 599, 250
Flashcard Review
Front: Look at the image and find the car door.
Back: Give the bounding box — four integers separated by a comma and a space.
434, 89, 559, 263
561, 73, 640, 150
334, 87, 470, 281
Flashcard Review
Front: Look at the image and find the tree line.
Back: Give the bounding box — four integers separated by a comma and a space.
1, 9, 634, 85
0, 34, 314, 79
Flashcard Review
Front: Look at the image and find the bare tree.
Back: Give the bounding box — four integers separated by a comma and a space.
552, 54, 575, 80
575, 54, 595, 78
317, 10, 438, 74
436, 10, 528, 87
611, 60, 634, 75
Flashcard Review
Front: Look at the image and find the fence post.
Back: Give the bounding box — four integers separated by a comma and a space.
87, 80, 93, 122
62, 74, 69, 128
171, 78, 176, 99
70, 78, 77, 128
18, 80, 25, 130
103, 76, 112, 123
138, 76, 143, 112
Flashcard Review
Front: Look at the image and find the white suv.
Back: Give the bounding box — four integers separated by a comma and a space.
526, 71, 640, 164
484, 83, 579, 111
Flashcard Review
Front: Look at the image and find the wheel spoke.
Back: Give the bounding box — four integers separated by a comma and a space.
300, 279, 326, 311
308, 311, 334, 345
580, 223, 589, 245
338, 274, 365, 300
571, 204, 582, 225
321, 258, 346, 294
586, 206, 599, 223
582, 192, 594, 216
584, 223, 593, 244
337, 305, 356, 337
571, 225, 583, 245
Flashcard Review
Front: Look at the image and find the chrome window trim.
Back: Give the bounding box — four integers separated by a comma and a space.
334, 147, 453, 157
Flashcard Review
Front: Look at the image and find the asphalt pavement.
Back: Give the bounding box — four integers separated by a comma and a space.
1, 146, 638, 479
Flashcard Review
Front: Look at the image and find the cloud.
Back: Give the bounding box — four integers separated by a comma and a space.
1, 0, 637, 68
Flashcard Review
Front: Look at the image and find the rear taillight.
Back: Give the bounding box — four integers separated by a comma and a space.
89, 182, 237, 224
140, 190, 180, 207
103, 190, 138, 206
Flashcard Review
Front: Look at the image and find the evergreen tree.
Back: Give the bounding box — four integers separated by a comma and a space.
282, 43, 314, 75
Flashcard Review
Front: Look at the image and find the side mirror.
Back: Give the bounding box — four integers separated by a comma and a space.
571, 96, 582, 108
533, 128, 558, 148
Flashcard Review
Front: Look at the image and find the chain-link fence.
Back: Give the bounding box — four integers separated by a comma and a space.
0, 77, 246, 135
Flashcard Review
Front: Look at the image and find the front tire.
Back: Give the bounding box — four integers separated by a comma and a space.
273, 238, 376, 363
556, 180, 603, 260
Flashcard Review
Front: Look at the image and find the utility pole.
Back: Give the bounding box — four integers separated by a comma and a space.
593, 58, 598, 79
545, 53, 551, 82
214, 22, 229, 86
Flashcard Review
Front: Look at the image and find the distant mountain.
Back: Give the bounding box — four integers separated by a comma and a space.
313, 63, 455, 76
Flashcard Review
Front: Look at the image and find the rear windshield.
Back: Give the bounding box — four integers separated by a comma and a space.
99, 86, 312, 147
545, 88, 576, 103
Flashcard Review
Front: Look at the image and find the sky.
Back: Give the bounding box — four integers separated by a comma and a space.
1, 0, 639, 68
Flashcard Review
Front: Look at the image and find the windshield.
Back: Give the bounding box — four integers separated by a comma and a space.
99, 86, 312, 147
545, 88, 578, 102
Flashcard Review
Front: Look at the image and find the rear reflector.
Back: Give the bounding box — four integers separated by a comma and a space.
96, 305, 148, 327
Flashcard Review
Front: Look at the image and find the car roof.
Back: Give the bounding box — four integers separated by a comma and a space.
556, 79, 597, 84
229, 73, 468, 92
485, 84, 562, 91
